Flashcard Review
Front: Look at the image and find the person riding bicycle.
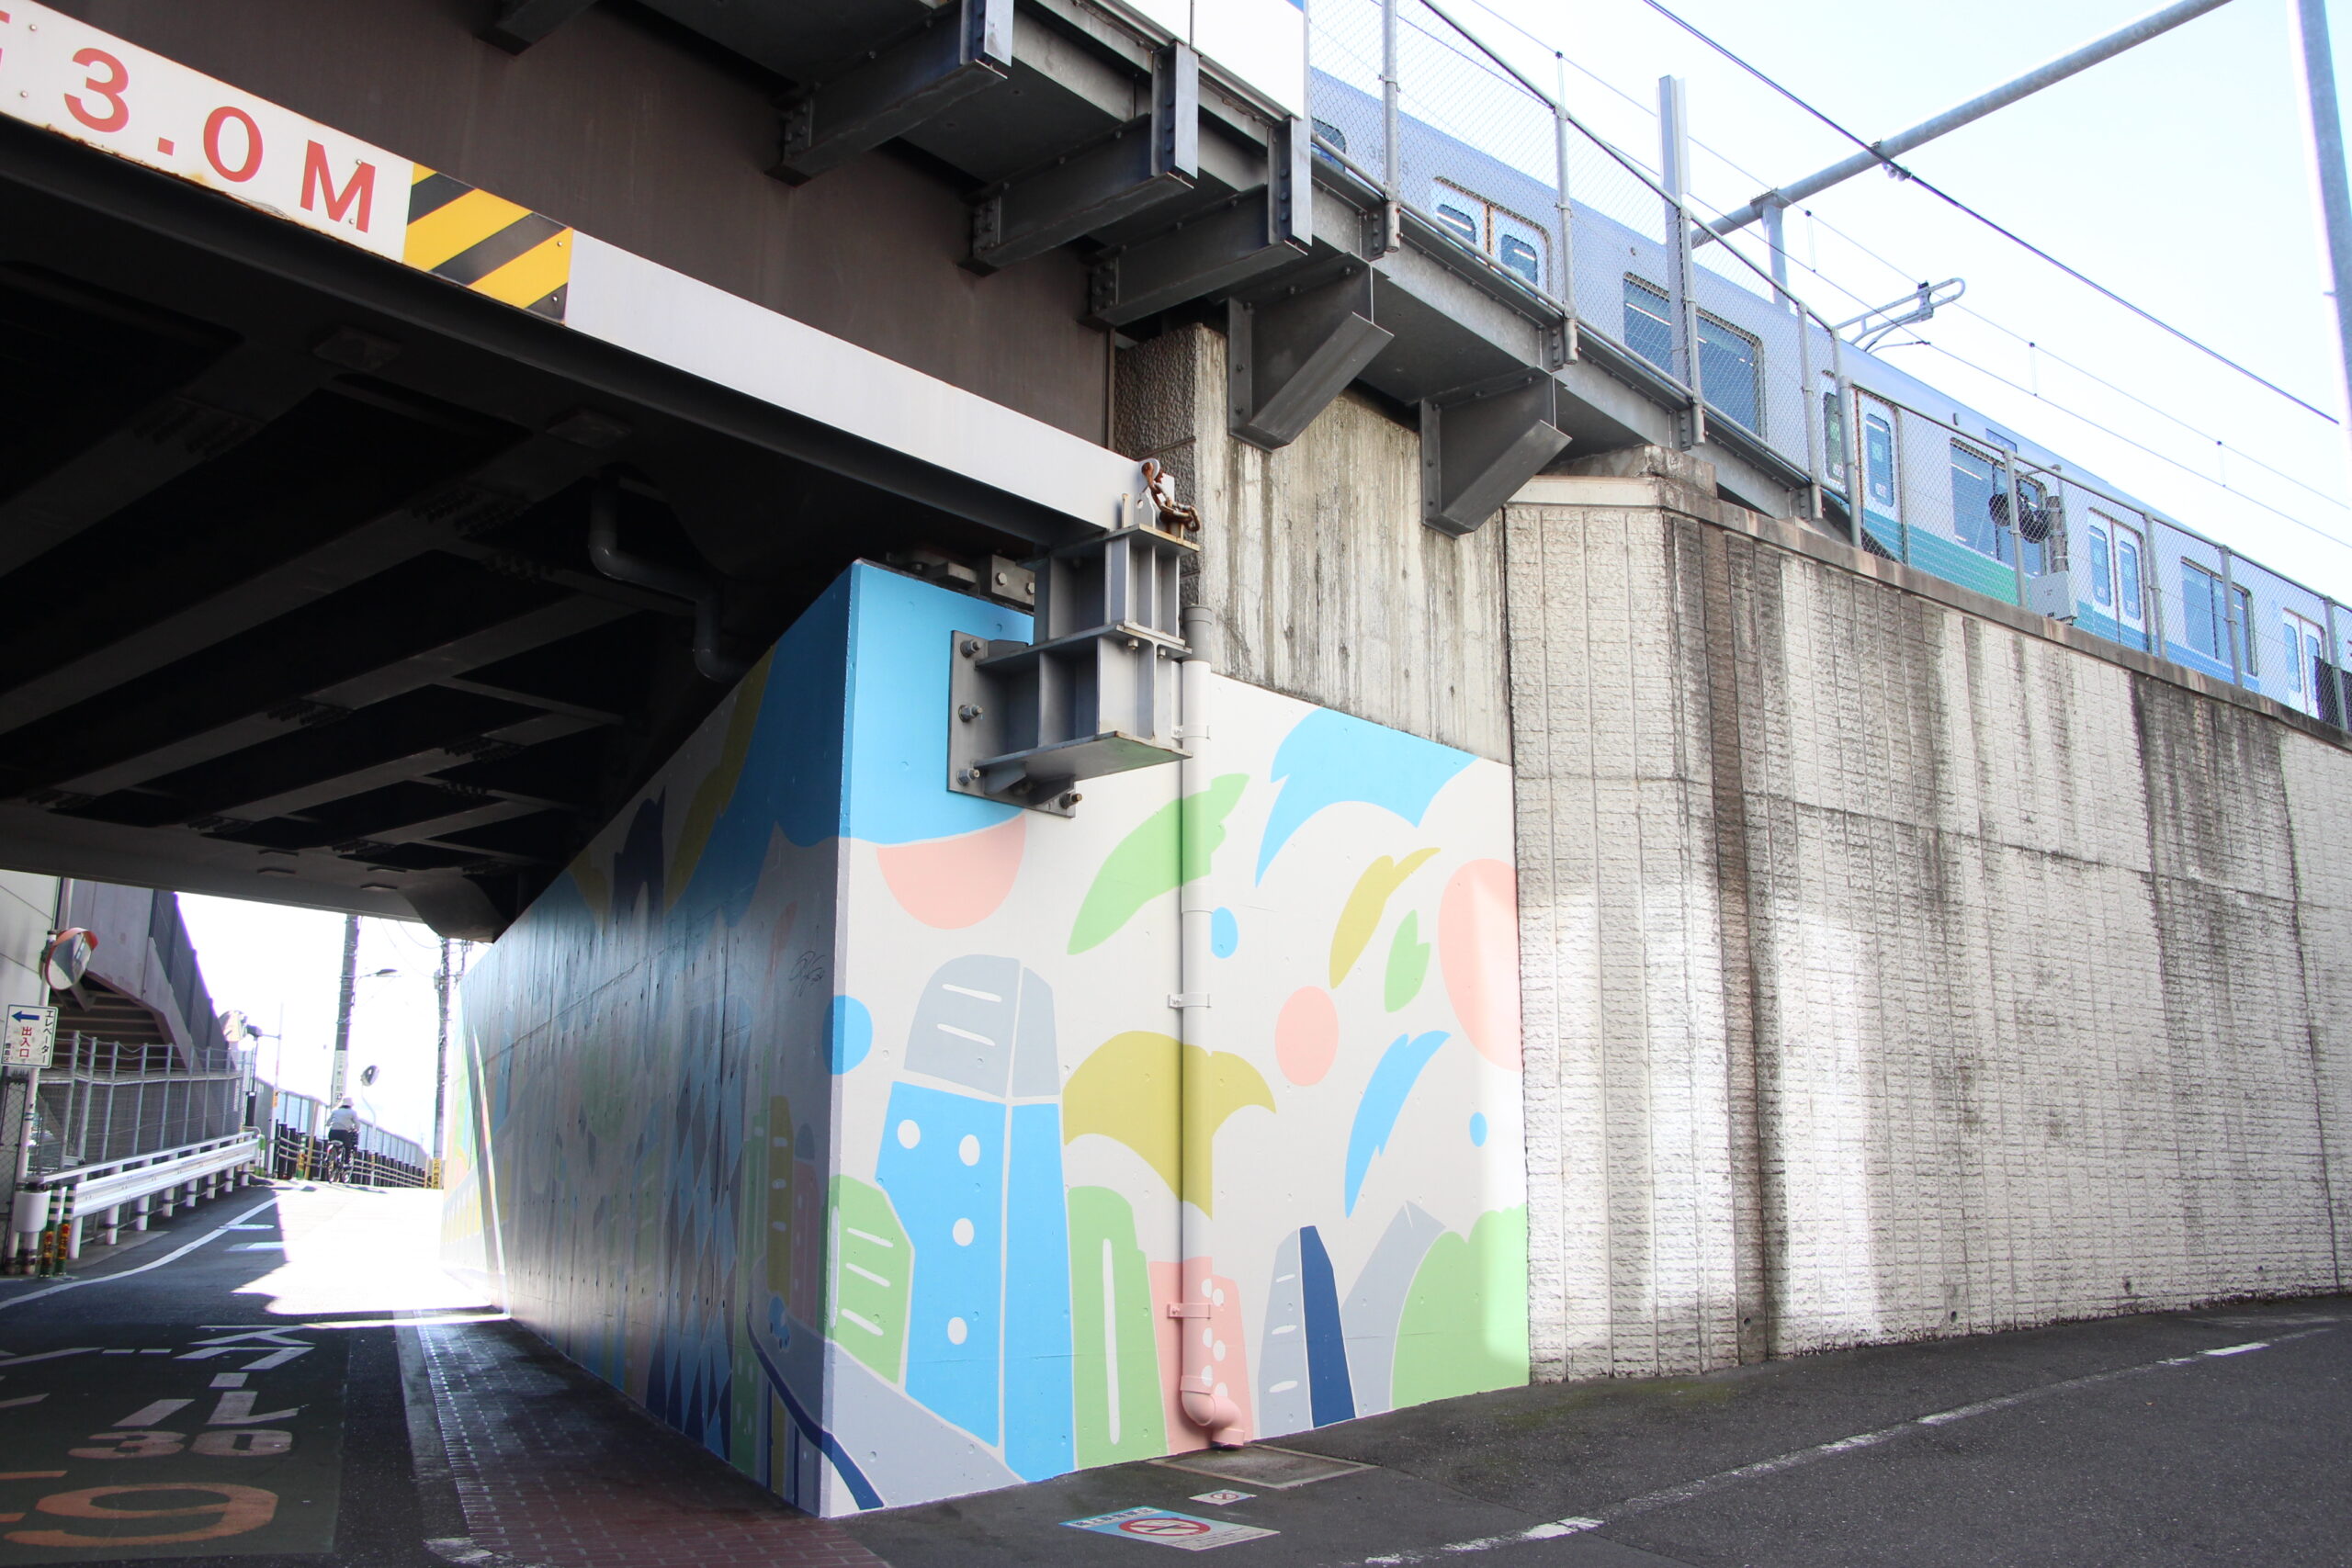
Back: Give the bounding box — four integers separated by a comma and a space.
324, 1099, 360, 1179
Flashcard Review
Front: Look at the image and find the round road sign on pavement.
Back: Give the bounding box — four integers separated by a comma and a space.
1122, 1517, 1212, 1537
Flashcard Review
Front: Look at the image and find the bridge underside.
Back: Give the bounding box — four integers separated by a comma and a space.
0, 123, 1046, 938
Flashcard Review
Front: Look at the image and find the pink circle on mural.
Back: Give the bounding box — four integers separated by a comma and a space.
1440, 859, 1521, 1069
1274, 986, 1340, 1085
876, 815, 1026, 929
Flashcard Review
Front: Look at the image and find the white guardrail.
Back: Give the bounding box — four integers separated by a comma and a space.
9, 1131, 265, 1261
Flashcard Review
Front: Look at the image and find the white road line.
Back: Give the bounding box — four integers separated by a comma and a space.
1339, 1328, 2335, 1565
0, 1197, 277, 1311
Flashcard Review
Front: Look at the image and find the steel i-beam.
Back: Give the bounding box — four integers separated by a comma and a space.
969, 44, 1198, 274
1420, 371, 1570, 536
1088, 117, 1312, 325
483, 0, 602, 53
1227, 263, 1394, 450
772, 0, 1015, 186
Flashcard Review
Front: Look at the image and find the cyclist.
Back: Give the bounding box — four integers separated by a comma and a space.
324, 1099, 360, 1182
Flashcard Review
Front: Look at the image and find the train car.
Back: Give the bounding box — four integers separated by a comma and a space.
1307, 65, 2352, 722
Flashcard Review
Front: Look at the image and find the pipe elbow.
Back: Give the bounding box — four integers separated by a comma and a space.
1179, 1384, 1248, 1450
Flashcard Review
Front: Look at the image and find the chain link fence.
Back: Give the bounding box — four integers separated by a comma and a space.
28, 1035, 246, 1173
255, 1082, 430, 1188
1306, 0, 2348, 724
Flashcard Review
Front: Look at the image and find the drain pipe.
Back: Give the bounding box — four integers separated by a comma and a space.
586, 470, 750, 684
1173, 603, 1247, 1446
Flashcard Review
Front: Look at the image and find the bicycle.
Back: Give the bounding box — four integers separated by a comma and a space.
317, 1135, 355, 1184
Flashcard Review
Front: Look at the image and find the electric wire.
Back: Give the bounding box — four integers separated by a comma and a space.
1317, 0, 2352, 556
1626, 0, 2340, 423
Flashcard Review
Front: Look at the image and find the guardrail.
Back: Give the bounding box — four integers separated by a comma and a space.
6, 1131, 265, 1273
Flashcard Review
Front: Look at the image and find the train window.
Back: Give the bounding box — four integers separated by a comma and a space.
2087, 526, 2114, 607
1864, 412, 1895, 508
1434, 202, 1480, 248
1312, 118, 1348, 154
2116, 529, 2143, 619
1623, 276, 1674, 374
1949, 442, 2002, 555
2182, 562, 2228, 664
1698, 314, 1761, 434
1499, 233, 1542, 288
2233, 583, 2256, 675
1822, 392, 1845, 479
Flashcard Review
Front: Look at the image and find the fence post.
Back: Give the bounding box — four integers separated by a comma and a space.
1379, 0, 1402, 254
2327, 597, 2346, 724
2148, 517, 2169, 658
1798, 308, 1823, 520
1551, 51, 1577, 348
1659, 74, 1706, 448
2220, 543, 2245, 685
2004, 457, 2030, 609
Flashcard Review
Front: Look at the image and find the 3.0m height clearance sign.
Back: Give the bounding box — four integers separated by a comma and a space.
0, 4, 575, 319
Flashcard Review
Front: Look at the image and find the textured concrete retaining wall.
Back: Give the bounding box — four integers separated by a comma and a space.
1510, 454, 2352, 1381
1116, 325, 1511, 762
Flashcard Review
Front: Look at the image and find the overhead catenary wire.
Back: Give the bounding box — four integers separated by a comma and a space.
1624, 0, 2340, 423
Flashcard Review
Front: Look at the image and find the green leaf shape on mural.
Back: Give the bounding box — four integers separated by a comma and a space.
1329, 848, 1440, 987
1060, 1030, 1274, 1217
827, 1174, 910, 1383
665, 649, 776, 908
1068, 774, 1249, 954
1389, 1206, 1530, 1409
1384, 911, 1431, 1011
1068, 1186, 1169, 1466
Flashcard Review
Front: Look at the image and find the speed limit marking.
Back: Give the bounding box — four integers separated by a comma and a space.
1062, 1506, 1277, 1551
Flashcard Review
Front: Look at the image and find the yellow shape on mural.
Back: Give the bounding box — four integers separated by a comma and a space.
1061, 1031, 1274, 1217
1329, 849, 1440, 987
667, 649, 776, 906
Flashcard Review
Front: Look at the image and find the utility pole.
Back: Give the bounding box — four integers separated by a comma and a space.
328, 914, 358, 1105
2298, 0, 2352, 429
430, 938, 458, 1179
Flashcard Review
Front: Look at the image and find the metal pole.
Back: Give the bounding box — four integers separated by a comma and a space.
1704, 0, 2239, 239
2004, 457, 2030, 609
1660, 74, 1706, 446
432, 938, 453, 1168
1379, 0, 1403, 254
329, 913, 358, 1105
1552, 51, 1578, 342
2297, 0, 2352, 435
1799, 308, 1823, 519
2148, 516, 2169, 655
2220, 544, 2245, 684
97, 1042, 116, 1165
1761, 197, 1792, 299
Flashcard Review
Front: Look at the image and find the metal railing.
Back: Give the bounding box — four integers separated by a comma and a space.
1306, 0, 2352, 726
1307, 0, 1846, 509
8, 1131, 263, 1273
29, 1034, 248, 1174
1837, 384, 2352, 720
254, 1081, 429, 1188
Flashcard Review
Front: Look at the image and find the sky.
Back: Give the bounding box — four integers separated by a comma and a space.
174, 0, 2352, 1139
1396, 0, 2352, 599
180, 895, 470, 1152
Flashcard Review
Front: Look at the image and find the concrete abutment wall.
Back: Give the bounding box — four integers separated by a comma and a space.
1507, 455, 2352, 1380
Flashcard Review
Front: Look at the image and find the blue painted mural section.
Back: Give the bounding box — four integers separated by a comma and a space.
1297, 1225, 1355, 1427
844, 564, 1029, 844
1344, 1032, 1449, 1214
1002, 1103, 1077, 1480
877, 1080, 1008, 1445
1257, 709, 1473, 880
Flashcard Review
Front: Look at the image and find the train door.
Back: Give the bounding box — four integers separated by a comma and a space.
2281, 608, 2325, 716
2107, 517, 2150, 651
1490, 211, 1549, 292
1858, 395, 1902, 555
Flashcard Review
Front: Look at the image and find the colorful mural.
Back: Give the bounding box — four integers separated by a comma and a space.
452, 562, 1525, 1517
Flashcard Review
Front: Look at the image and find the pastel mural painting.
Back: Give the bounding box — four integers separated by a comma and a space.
1257, 709, 1474, 880
876, 815, 1028, 928
1440, 859, 1521, 1070
1274, 986, 1340, 1086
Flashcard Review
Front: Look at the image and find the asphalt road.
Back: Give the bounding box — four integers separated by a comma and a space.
845, 1296, 2352, 1568
0, 1182, 474, 1568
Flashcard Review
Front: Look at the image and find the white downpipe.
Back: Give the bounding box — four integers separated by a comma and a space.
1173, 604, 1245, 1445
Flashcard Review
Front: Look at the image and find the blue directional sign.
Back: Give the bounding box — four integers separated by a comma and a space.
5, 1003, 58, 1067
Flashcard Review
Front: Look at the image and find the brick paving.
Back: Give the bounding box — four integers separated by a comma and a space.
419, 1320, 886, 1568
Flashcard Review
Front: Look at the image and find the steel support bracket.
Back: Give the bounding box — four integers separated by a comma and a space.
483, 0, 601, 53
772, 0, 1014, 185
1419, 371, 1571, 536
1228, 263, 1395, 451
969, 44, 1198, 274
1087, 118, 1311, 326
946, 522, 1197, 814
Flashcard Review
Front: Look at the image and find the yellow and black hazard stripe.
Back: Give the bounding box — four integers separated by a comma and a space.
403, 166, 572, 321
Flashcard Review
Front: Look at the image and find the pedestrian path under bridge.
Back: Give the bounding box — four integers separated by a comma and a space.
0, 1185, 2342, 1567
